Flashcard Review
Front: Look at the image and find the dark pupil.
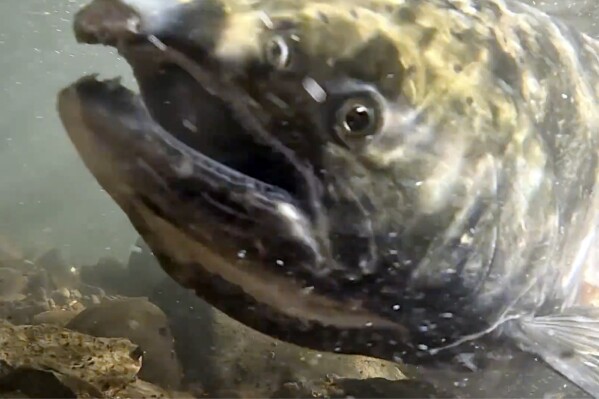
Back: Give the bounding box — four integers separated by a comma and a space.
270, 42, 282, 59
345, 105, 371, 132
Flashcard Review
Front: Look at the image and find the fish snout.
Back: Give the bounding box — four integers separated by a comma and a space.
74, 0, 141, 45
74, 0, 226, 51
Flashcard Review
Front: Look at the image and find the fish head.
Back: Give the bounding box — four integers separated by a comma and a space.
58, 0, 515, 361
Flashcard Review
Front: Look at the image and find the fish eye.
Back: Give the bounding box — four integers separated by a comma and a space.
264, 35, 291, 70
336, 99, 381, 139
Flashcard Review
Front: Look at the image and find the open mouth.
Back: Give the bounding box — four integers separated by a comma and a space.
57, 0, 325, 267
56, 0, 417, 354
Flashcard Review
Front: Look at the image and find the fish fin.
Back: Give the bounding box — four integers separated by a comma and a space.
509, 307, 599, 397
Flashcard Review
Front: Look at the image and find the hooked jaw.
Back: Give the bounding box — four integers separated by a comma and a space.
60, 0, 325, 271
58, 0, 416, 363
72, 0, 226, 50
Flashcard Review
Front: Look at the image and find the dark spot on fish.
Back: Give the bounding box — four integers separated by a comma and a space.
350, 9, 358, 19
396, 7, 417, 24
158, 326, 168, 337
317, 11, 329, 24
335, 34, 404, 98
419, 28, 438, 49
488, 35, 521, 93
489, 102, 500, 127
451, 99, 465, 114
466, 97, 474, 106
454, 64, 463, 73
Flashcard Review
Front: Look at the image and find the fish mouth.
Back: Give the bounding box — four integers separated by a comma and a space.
57, 0, 411, 357
58, 0, 400, 337
57, 0, 325, 281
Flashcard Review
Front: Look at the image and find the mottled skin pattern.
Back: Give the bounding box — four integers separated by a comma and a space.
170, 0, 599, 354
57, 0, 599, 394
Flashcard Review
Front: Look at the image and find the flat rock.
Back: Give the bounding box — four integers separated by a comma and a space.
0, 268, 28, 302
0, 319, 142, 397
32, 309, 82, 327
66, 297, 183, 390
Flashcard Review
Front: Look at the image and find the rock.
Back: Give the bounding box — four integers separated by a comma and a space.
0, 319, 142, 397
66, 297, 183, 390
77, 283, 106, 298
149, 276, 404, 397
0, 363, 80, 398
113, 379, 191, 399
0, 268, 28, 302
32, 309, 82, 327
26, 270, 53, 301
79, 257, 129, 295
34, 249, 79, 290
125, 237, 169, 296
0, 297, 51, 325
324, 377, 455, 398
51, 288, 71, 306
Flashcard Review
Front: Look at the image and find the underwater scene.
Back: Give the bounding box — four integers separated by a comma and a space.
0, 0, 599, 397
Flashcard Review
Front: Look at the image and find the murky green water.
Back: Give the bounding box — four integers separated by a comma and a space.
0, 0, 138, 265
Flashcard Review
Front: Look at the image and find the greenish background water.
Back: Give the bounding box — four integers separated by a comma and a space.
0, 0, 138, 265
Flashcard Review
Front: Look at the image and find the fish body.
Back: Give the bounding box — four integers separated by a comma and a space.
57, 0, 599, 396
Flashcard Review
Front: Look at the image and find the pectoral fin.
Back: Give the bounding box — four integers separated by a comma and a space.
508, 307, 599, 397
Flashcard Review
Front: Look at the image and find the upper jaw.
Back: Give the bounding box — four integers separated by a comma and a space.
63, 1, 327, 261
73, 0, 141, 46
73, 0, 225, 50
